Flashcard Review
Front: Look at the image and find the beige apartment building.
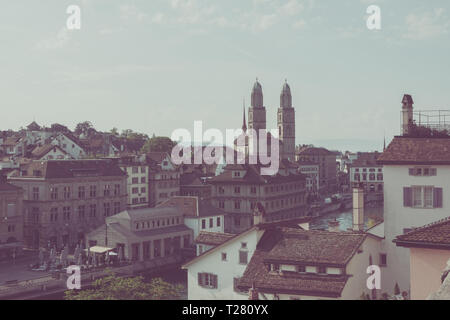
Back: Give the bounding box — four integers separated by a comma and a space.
209, 162, 309, 234
8, 160, 127, 250
0, 177, 24, 259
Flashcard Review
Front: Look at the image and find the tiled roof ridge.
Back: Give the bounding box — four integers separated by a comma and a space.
401, 216, 450, 237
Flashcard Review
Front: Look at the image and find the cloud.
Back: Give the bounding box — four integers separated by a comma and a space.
119, 4, 147, 22
403, 8, 449, 40
35, 27, 72, 50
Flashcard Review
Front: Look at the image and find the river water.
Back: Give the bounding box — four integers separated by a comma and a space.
310, 205, 384, 231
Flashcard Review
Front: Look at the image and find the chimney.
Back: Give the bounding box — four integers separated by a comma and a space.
401, 94, 414, 136
352, 182, 364, 232
328, 218, 340, 232
249, 282, 259, 300
253, 203, 266, 226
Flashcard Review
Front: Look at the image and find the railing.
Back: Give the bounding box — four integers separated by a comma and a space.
412, 110, 450, 131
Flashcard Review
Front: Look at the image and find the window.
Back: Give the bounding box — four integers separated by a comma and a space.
234, 187, 240, 194
198, 273, 218, 289
216, 217, 221, 227
141, 177, 146, 183
90, 186, 97, 198
234, 201, 240, 210
250, 186, 257, 194
104, 185, 111, 196
78, 186, 85, 199
132, 187, 139, 194
380, 254, 387, 267
404, 186, 443, 208
114, 184, 120, 196
50, 208, 58, 222
104, 203, 111, 217
89, 204, 96, 217
63, 207, 71, 221
318, 266, 327, 274
63, 187, 71, 199
141, 167, 146, 173
239, 250, 248, 264
50, 187, 58, 200
221, 252, 227, 261
409, 167, 437, 176
209, 218, 213, 228
132, 167, 138, 174
132, 177, 139, 184
201, 219, 206, 229
32, 187, 39, 200
78, 206, 85, 219
218, 201, 225, 209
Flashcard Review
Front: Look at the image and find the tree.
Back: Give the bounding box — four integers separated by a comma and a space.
64, 271, 183, 300
141, 136, 175, 153
120, 130, 149, 153
74, 121, 95, 137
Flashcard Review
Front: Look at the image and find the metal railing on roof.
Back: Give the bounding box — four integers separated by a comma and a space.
413, 110, 450, 131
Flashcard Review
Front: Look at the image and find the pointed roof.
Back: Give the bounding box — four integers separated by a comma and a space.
242, 102, 247, 132
27, 121, 41, 131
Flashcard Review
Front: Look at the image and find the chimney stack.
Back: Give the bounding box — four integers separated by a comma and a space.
402, 94, 414, 136
249, 282, 259, 300
253, 203, 266, 226
352, 183, 365, 232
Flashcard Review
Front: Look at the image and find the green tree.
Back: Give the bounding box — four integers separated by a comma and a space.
141, 136, 175, 153
64, 271, 183, 300
120, 130, 149, 153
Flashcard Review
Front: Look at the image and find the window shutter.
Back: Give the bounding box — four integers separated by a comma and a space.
408, 168, 414, 176
434, 188, 443, 208
212, 275, 218, 288
403, 187, 412, 207
198, 273, 203, 286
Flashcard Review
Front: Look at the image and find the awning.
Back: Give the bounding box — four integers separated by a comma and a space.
84, 246, 114, 254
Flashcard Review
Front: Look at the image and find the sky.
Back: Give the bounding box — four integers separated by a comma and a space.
1, 0, 450, 152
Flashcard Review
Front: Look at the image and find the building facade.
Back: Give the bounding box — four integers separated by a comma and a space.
349, 152, 384, 196
296, 146, 337, 195
86, 206, 193, 262
0, 177, 24, 260
8, 160, 127, 250
209, 163, 309, 234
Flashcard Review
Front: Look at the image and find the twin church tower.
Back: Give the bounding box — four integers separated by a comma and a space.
242, 79, 296, 162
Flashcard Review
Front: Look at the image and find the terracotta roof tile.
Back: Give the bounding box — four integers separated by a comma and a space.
378, 137, 450, 164
395, 217, 450, 248
195, 232, 235, 246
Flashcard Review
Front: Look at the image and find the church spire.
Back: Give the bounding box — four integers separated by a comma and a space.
242, 99, 247, 132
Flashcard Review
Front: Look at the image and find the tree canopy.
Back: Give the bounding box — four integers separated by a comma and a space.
141, 136, 175, 153
64, 271, 183, 300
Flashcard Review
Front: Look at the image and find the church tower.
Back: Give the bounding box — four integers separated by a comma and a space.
248, 79, 267, 135
277, 80, 295, 161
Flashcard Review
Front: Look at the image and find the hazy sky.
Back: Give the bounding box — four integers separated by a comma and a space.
1, 0, 450, 151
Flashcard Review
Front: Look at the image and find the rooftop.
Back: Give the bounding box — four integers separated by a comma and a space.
195, 232, 235, 246
394, 217, 450, 249
238, 227, 366, 297
378, 136, 450, 165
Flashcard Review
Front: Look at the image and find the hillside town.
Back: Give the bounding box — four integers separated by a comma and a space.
1, 81, 449, 301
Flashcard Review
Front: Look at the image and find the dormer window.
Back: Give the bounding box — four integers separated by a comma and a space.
233, 171, 241, 178
318, 266, 327, 274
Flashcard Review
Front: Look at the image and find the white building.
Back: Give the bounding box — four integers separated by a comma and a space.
378, 136, 450, 295
183, 202, 382, 300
